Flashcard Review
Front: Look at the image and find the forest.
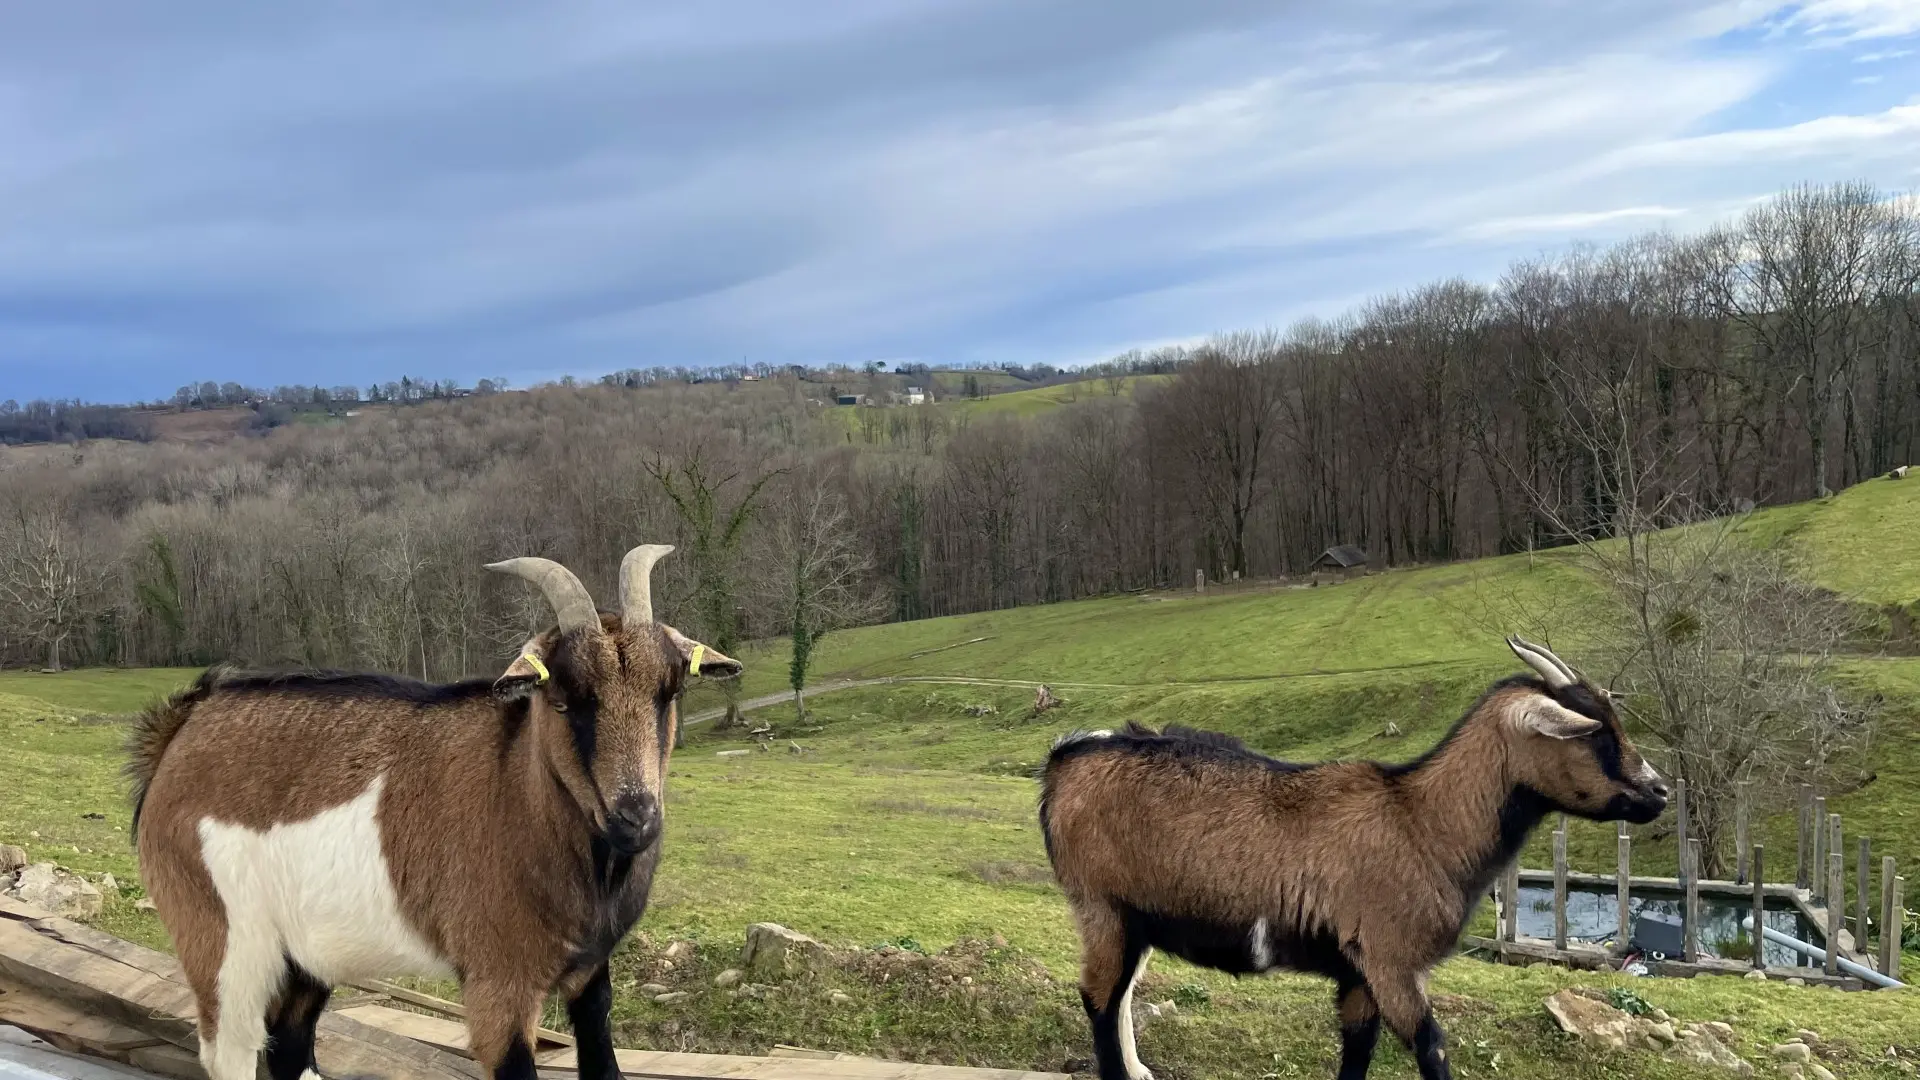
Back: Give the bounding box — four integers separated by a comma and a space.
1, 179, 1916, 678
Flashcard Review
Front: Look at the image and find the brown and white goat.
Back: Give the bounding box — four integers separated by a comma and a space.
127, 545, 740, 1080
1038, 636, 1669, 1080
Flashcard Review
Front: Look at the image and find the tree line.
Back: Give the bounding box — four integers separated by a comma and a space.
1, 179, 1915, 683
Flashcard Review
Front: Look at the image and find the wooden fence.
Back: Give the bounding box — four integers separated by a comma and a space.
1465, 781, 1906, 990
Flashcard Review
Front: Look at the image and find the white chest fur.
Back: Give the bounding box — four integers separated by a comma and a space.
196, 774, 456, 987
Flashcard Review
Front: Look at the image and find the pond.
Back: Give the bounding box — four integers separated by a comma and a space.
1513, 883, 1825, 968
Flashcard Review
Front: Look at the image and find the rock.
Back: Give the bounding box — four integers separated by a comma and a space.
828, 991, 852, 1006
1649, 1008, 1671, 1023
652, 991, 690, 1005
100, 873, 117, 892
1780, 1066, 1805, 1080
1806, 1066, 1836, 1080
1744, 969, 1768, 981
1784, 978, 1805, 987
134, 897, 156, 911
0, 844, 27, 874
716, 749, 752, 758
1704, 1022, 1734, 1041
1667, 1027, 1752, 1076
663, 940, 693, 960
1155, 1000, 1177, 1016
639, 982, 670, 995
1644, 1021, 1677, 1048
5, 863, 103, 920
1544, 989, 1641, 1050
713, 969, 742, 988
1794, 1030, 1819, 1048
1772, 1043, 1813, 1063
741, 922, 830, 982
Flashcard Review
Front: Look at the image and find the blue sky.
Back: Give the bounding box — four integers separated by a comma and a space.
3, 0, 1919, 403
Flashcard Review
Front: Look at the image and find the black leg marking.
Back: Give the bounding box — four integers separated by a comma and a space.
1335, 980, 1380, 1080
567, 963, 621, 1080
1084, 933, 1150, 1080
495, 1034, 539, 1080
265, 960, 330, 1080
1411, 1012, 1452, 1080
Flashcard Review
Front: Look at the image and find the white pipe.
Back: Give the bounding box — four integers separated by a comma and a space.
1741, 916, 1904, 989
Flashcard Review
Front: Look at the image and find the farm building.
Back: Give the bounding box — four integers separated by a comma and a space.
1312, 544, 1369, 577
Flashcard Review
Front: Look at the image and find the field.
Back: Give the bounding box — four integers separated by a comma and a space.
3, 478, 1918, 1076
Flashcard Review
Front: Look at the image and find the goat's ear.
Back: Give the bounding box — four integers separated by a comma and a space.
1518, 697, 1603, 740
662, 625, 742, 680
493, 636, 552, 701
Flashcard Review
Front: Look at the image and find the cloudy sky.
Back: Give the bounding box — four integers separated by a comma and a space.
4, 1, 1920, 403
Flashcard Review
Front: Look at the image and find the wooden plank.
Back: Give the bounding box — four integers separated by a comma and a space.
1501, 861, 1519, 944
1751, 844, 1766, 971
0, 918, 199, 1050
1890, 875, 1905, 982
1552, 827, 1568, 951
337, 1004, 473, 1054
1511, 868, 1798, 898
1812, 797, 1827, 901
1615, 823, 1631, 947
0, 1029, 181, 1080
347, 979, 574, 1050
1684, 839, 1701, 963
1882, 856, 1899, 975
1734, 781, 1750, 885
1798, 785, 1812, 889
1827, 848, 1843, 976
1855, 838, 1871, 951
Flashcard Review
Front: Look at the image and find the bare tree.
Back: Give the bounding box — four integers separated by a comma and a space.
756, 465, 886, 721
0, 489, 112, 671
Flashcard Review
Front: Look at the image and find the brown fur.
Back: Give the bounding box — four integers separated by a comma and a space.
1040, 656, 1668, 1080
131, 603, 737, 1079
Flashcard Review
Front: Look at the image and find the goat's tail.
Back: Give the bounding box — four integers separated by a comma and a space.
126, 666, 225, 841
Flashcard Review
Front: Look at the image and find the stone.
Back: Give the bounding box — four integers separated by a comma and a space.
1648, 1008, 1671, 1023
1667, 1028, 1752, 1076
639, 982, 670, 995
134, 897, 156, 911
1780, 1066, 1805, 1080
1772, 1043, 1813, 1063
1744, 970, 1768, 981
0, 844, 27, 874
1784, 978, 1806, 987
100, 873, 117, 892
1155, 1000, 1177, 1016
828, 991, 852, 1006
1806, 1066, 1836, 1080
1544, 990, 1640, 1050
5, 863, 103, 920
663, 940, 693, 960
741, 922, 831, 982
1644, 1021, 1677, 1048
652, 991, 690, 1005
713, 969, 742, 988
1794, 1030, 1819, 1048
1704, 1022, 1734, 1041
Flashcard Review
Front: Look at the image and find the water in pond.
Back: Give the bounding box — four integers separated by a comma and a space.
1512, 884, 1825, 968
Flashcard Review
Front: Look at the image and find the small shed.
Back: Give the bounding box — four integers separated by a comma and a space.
1313, 545, 1369, 576
835, 394, 866, 406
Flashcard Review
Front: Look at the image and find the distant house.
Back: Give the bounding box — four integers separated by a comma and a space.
1312, 545, 1369, 576
904, 386, 928, 405
836, 394, 866, 406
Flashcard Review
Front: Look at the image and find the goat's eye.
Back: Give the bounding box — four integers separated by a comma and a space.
551, 700, 569, 713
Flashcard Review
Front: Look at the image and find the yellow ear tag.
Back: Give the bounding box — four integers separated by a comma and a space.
688, 643, 706, 678
522, 653, 550, 684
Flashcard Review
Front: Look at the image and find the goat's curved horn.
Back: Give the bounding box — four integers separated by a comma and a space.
1507, 634, 1578, 689
487, 557, 600, 636
619, 544, 675, 626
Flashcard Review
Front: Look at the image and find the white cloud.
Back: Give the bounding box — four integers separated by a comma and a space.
1777, 0, 1920, 40
1452, 206, 1691, 240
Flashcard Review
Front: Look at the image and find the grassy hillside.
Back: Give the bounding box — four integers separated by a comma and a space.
2, 477, 1917, 1076
945, 374, 1171, 418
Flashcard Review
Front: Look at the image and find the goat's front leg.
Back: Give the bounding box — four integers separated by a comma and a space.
565, 962, 623, 1080
1366, 970, 1451, 1080
464, 977, 545, 1080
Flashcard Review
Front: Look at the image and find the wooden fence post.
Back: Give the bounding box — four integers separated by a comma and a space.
1675, 780, 1690, 889
1684, 838, 1701, 963
1553, 826, 1569, 951
1827, 848, 1843, 976
1881, 857, 1899, 975
1797, 785, 1812, 889
1750, 844, 1766, 971
1502, 860, 1519, 944
1734, 781, 1751, 885
1889, 876, 1904, 981
1856, 838, 1871, 949
1812, 798, 1828, 900
1616, 822, 1632, 948
1195, 568, 1205, 594
1827, 813, 1841, 919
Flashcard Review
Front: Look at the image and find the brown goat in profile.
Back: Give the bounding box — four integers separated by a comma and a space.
1038, 636, 1669, 1080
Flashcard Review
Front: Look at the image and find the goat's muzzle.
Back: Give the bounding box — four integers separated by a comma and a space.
1613, 772, 1670, 825
606, 790, 662, 855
